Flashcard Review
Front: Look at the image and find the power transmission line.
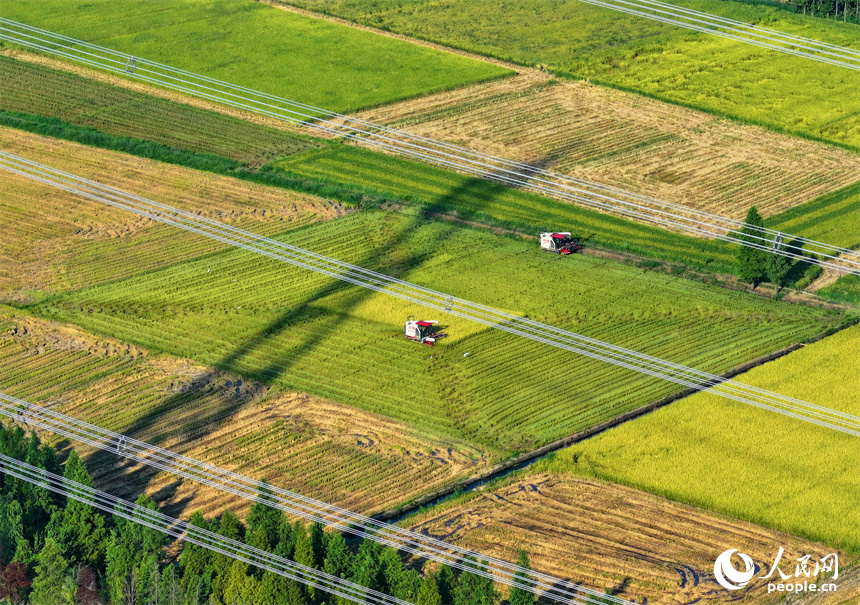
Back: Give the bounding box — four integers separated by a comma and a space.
0, 453, 418, 605
1, 19, 857, 275
0, 393, 633, 605
2, 153, 857, 436
571, 0, 860, 70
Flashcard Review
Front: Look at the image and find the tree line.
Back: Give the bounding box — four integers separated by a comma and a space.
3, 420, 618, 605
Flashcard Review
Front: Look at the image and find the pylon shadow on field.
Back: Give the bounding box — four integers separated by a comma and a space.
81, 168, 525, 518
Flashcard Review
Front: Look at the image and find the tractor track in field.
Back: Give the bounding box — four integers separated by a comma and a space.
405, 472, 852, 605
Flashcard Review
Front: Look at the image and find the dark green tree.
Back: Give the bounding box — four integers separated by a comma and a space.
380, 546, 418, 599
322, 530, 352, 604
452, 557, 499, 605
211, 511, 245, 602
736, 206, 769, 288
766, 236, 792, 292
46, 450, 107, 567
416, 568, 442, 605
29, 538, 73, 605
309, 521, 327, 568
246, 481, 282, 555
509, 550, 536, 605
274, 516, 296, 561
293, 521, 317, 602
436, 564, 456, 605
0, 495, 24, 564
351, 538, 383, 597
255, 571, 290, 605
179, 511, 212, 584
323, 531, 352, 579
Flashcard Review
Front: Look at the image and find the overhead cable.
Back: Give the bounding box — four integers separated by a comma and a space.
1, 20, 857, 275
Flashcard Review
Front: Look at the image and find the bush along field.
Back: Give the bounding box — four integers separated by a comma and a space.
533, 325, 860, 554
282, 0, 860, 148
0, 0, 513, 114
27, 209, 845, 456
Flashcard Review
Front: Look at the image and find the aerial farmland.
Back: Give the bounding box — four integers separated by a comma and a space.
0, 1, 857, 604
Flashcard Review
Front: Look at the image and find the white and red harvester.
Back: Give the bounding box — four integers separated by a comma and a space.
540, 231, 582, 255
404, 316, 447, 345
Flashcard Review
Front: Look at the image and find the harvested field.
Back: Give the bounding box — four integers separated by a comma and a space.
353, 73, 860, 222
0, 309, 491, 517
0, 128, 345, 300
406, 473, 853, 605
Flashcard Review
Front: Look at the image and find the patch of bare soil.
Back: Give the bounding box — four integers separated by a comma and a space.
408, 473, 852, 605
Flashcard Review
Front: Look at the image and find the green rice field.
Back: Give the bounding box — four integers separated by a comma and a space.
0, 0, 513, 113
32, 210, 843, 455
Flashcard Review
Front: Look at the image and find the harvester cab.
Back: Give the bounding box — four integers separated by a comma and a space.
404, 316, 448, 345
540, 231, 582, 255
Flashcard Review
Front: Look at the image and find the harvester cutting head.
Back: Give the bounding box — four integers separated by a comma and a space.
404, 316, 448, 345
539, 231, 582, 255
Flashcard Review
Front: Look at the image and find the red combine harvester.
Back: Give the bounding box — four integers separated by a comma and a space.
404, 317, 447, 345
539, 231, 582, 255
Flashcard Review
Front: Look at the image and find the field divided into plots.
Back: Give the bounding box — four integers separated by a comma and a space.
286, 0, 860, 147
0, 0, 513, 114
0, 310, 491, 516
275, 145, 741, 272
354, 73, 860, 222
534, 325, 860, 554
32, 208, 841, 454
767, 181, 860, 250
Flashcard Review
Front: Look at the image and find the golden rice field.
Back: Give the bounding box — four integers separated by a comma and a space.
534, 325, 860, 555
0, 308, 492, 518
353, 73, 860, 221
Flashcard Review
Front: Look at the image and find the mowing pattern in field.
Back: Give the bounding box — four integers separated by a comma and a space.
352, 72, 860, 222
0, 310, 491, 517
0, 0, 512, 114
33, 205, 842, 454
275, 145, 741, 272
0, 128, 344, 301
406, 474, 846, 605
534, 326, 860, 555
0, 56, 322, 165
284, 0, 860, 148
